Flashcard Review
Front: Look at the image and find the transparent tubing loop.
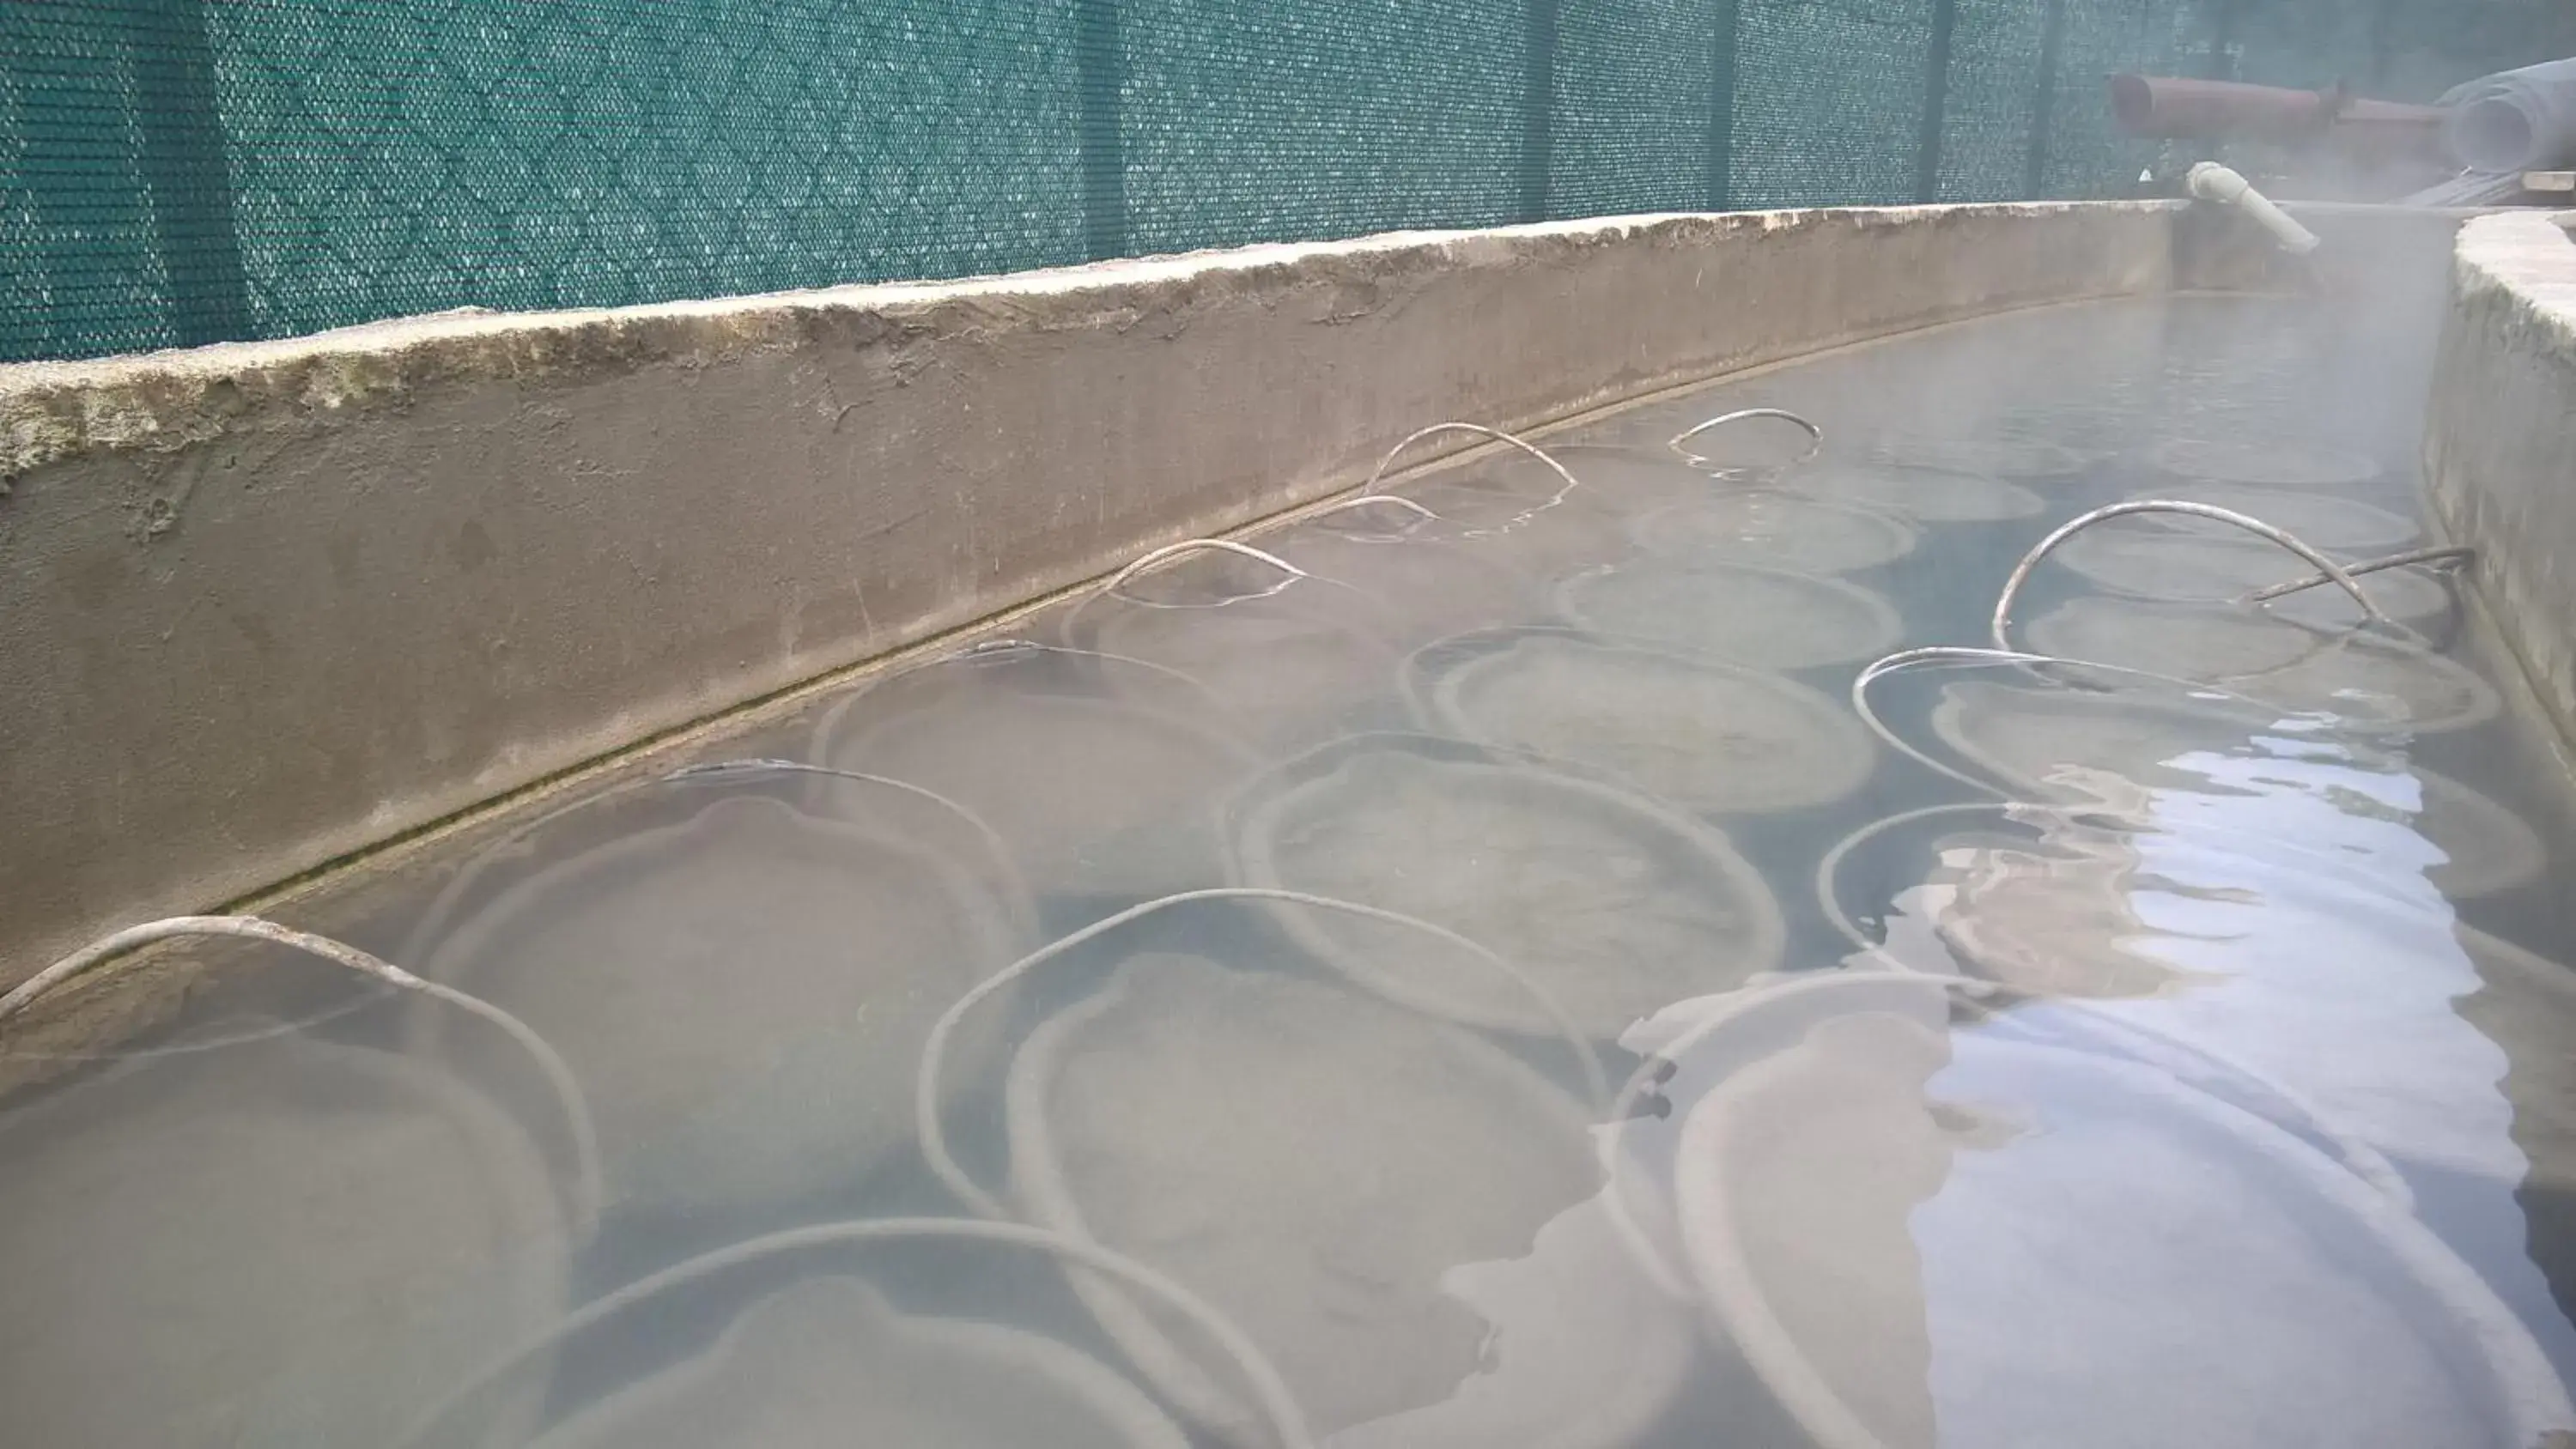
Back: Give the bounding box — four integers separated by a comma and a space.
1668, 408, 1824, 474
1302, 491, 1441, 542
1846, 645, 2298, 797
2, 915, 605, 1231
1990, 499, 2385, 654
1105, 538, 1309, 607
1362, 421, 1588, 537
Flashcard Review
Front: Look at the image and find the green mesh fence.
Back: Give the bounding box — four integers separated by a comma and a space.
0, 0, 2563, 363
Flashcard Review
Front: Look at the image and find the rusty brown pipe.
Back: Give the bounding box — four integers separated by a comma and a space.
2110, 76, 2445, 160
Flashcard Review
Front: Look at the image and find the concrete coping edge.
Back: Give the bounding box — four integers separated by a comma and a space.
0, 201, 2176, 481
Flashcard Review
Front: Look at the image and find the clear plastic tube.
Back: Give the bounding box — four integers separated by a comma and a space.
3, 915, 605, 1230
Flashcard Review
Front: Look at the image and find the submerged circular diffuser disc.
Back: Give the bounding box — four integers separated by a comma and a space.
2321, 768, 2546, 900
2149, 437, 2381, 488
1400, 472, 1633, 580
1881, 437, 2090, 481
2048, 525, 2453, 628
0, 1031, 568, 1446
530, 1276, 1188, 1449
1272, 523, 1537, 647
2023, 597, 2500, 736
1673, 1018, 2567, 1449
1789, 461, 2046, 523
1078, 585, 1406, 751
1007, 952, 1623, 1440
2132, 481, 2420, 554
1410, 628, 1876, 815
1625, 491, 1919, 575
1923, 676, 2306, 802
2455, 929, 2576, 1195
1555, 558, 1905, 672
2025, 597, 2321, 684
1923, 831, 2196, 1000
2230, 635, 2503, 736
1231, 737, 1786, 1038
1540, 443, 1739, 506
1926, 679, 2543, 898
1670, 1010, 1962, 1449
418, 793, 1023, 1214
814, 646, 1261, 899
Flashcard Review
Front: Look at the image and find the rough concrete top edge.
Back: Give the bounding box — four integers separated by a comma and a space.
2455, 209, 2576, 343
0, 201, 2178, 478
2280, 201, 2514, 219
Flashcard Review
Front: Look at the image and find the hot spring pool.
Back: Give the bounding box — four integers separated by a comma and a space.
7, 294, 2574, 1449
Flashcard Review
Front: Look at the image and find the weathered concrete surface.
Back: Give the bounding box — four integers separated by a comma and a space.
0, 203, 2174, 979
2426, 211, 2576, 747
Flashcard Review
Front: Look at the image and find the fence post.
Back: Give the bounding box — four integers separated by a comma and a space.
1707, 0, 1741, 210
2024, 0, 2069, 198
2202, 0, 2243, 82
131, 0, 251, 347
1074, 0, 1127, 261
1519, 0, 1559, 223
1913, 0, 1959, 203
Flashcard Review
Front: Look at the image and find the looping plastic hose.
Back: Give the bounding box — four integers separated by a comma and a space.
396, 1217, 1314, 1449
1104, 538, 1309, 607
1992, 500, 2383, 651
2245, 544, 2475, 604
1668, 408, 1824, 472
1365, 421, 1580, 495
1850, 645, 2301, 798
915, 887, 1613, 1225
1362, 421, 1587, 538
1853, 646, 2095, 795
1811, 801, 2012, 960
2, 916, 604, 1231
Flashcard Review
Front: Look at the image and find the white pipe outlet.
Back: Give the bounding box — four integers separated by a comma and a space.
2186, 161, 2321, 257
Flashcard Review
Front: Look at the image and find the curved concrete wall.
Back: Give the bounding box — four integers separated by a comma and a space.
2427, 211, 2576, 747
0, 203, 2175, 979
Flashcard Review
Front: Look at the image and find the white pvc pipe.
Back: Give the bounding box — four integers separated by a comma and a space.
2185, 162, 2320, 257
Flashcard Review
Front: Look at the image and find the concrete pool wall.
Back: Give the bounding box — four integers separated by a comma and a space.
0, 197, 2535, 987
2427, 210, 2576, 750
0, 203, 2178, 980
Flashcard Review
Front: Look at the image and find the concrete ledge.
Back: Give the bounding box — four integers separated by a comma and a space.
2426, 210, 2576, 747
0, 203, 2175, 979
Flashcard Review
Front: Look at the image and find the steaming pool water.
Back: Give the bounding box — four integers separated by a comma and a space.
9, 296, 2576, 1448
